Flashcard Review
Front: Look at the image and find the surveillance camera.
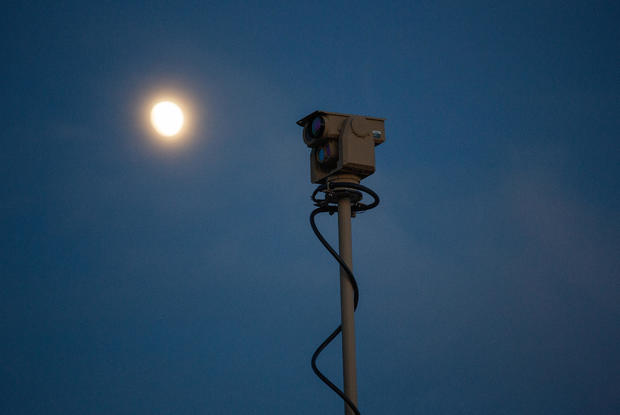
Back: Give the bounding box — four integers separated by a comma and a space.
297, 111, 386, 184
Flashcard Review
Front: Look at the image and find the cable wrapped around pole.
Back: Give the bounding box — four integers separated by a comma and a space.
309, 182, 380, 415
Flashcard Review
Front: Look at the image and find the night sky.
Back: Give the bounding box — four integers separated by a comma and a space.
2, 1, 619, 414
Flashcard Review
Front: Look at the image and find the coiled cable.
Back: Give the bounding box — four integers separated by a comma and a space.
309, 181, 380, 415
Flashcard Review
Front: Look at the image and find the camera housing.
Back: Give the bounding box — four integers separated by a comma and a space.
297, 110, 386, 183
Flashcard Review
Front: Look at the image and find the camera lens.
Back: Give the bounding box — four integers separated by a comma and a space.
308, 116, 325, 139
316, 143, 334, 165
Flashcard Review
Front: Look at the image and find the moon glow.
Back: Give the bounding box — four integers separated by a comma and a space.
150, 101, 184, 137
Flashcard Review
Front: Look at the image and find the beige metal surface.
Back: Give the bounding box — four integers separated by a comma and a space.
298, 110, 385, 184
338, 195, 358, 415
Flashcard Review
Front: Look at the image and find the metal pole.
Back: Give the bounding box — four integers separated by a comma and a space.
338, 195, 358, 415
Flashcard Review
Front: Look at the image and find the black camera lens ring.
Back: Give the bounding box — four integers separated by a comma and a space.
308, 115, 325, 139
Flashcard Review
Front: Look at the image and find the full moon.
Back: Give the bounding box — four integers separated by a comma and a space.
150, 101, 184, 137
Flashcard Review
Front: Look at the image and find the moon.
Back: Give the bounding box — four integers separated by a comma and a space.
150, 101, 184, 137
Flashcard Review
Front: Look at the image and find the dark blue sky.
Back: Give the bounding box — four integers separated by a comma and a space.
2, 1, 619, 414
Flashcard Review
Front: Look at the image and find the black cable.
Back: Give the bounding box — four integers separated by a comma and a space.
309, 181, 380, 415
